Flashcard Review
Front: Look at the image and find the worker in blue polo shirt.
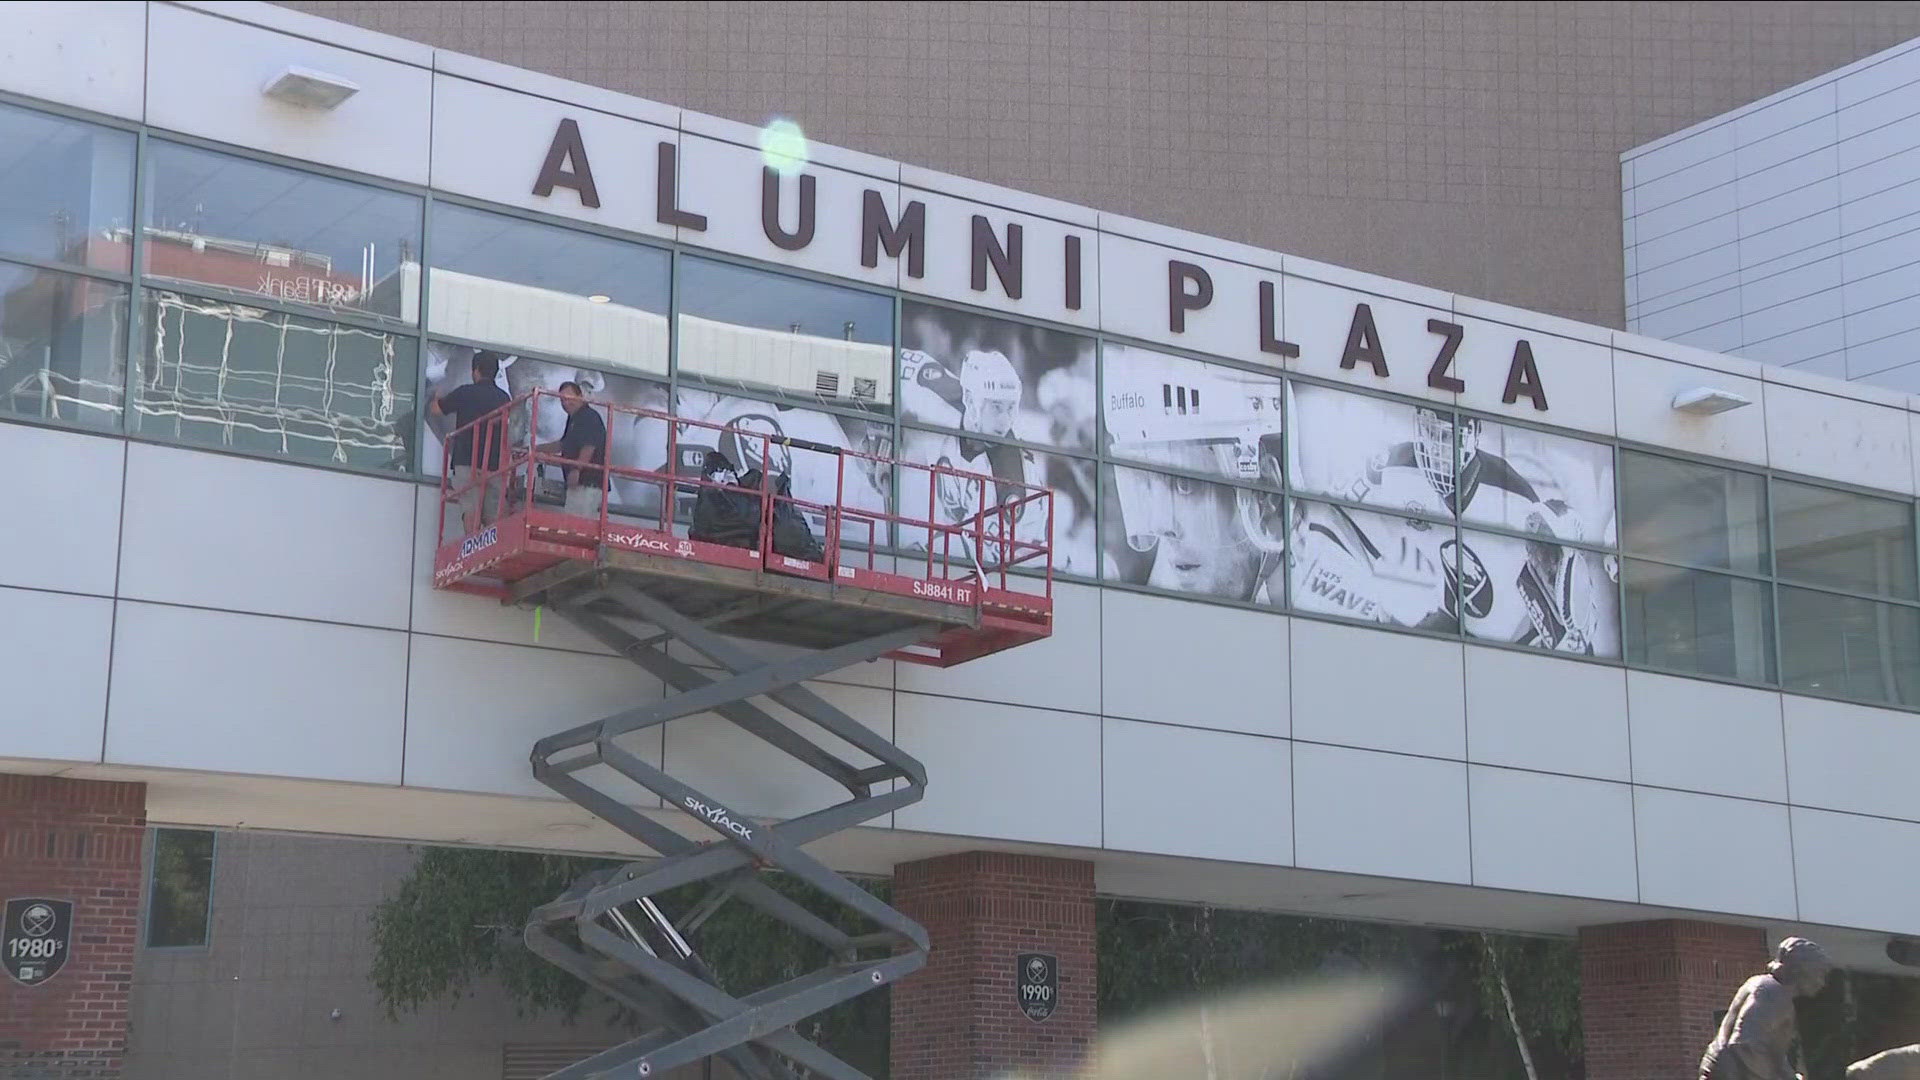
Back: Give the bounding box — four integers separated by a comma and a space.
538, 381, 609, 520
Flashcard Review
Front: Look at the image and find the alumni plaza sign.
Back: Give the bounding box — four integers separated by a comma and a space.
430, 78, 1603, 434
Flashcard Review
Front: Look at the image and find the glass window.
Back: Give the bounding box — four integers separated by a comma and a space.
1287, 498, 1457, 632
1101, 342, 1282, 488
1778, 585, 1920, 707
897, 428, 1096, 576
1620, 451, 1767, 574
1100, 463, 1283, 604
1287, 382, 1453, 519
427, 203, 669, 375
1458, 529, 1620, 657
899, 299, 1094, 450
0, 259, 128, 428
145, 828, 213, 948
0, 102, 135, 272
136, 290, 417, 471
1458, 419, 1614, 547
141, 141, 422, 323
423, 342, 673, 510
1623, 560, 1774, 684
669, 385, 893, 542
1772, 479, 1917, 600
678, 256, 894, 410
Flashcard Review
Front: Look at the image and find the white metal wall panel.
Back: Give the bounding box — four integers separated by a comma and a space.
0, 587, 113, 764
0, 424, 125, 597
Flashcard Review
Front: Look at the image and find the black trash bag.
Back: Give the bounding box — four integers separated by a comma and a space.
689, 450, 760, 549
765, 471, 825, 563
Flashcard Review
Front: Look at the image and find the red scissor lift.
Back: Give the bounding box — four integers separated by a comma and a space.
430, 390, 1053, 1080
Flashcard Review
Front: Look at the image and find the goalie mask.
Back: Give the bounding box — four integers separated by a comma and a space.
959, 349, 1021, 438
1106, 364, 1285, 554
1414, 409, 1478, 504
717, 413, 792, 477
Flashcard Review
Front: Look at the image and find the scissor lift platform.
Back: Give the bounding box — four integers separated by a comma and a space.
428, 389, 1055, 1080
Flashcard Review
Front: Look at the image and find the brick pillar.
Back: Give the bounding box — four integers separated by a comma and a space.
890, 852, 1096, 1080
1579, 918, 1769, 1080
0, 774, 146, 1078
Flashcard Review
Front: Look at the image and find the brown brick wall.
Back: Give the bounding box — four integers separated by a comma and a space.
0, 774, 147, 1080
890, 851, 1096, 1080
1579, 918, 1770, 1080
280, 1, 1920, 328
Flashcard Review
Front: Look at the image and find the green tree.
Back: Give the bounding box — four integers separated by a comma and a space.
368, 846, 891, 1076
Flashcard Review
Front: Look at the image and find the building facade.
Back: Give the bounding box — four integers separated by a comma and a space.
1625, 34, 1920, 391
3, 3, 1920, 1078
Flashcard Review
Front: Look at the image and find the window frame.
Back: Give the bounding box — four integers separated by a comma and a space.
141, 827, 216, 952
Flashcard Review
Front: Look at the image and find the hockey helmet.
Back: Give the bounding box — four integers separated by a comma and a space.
1105, 362, 1284, 553
1414, 408, 1478, 502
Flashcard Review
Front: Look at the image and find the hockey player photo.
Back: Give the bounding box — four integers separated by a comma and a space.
897, 300, 1096, 453
896, 302, 1097, 574
1284, 382, 1619, 654
1100, 344, 1286, 604
666, 386, 891, 547
422, 342, 674, 515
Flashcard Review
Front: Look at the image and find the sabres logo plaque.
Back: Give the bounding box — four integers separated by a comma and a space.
3, 897, 73, 987
1016, 952, 1057, 1022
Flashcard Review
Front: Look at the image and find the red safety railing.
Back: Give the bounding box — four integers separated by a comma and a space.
432, 390, 1054, 616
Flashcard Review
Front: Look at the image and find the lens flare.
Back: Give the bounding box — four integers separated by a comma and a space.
760, 118, 809, 176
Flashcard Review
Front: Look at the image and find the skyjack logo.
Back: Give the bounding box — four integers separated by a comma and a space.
683, 796, 754, 841
608, 532, 674, 554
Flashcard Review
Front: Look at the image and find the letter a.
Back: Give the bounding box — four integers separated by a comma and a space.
1341, 303, 1389, 377
1502, 340, 1549, 411
532, 118, 601, 208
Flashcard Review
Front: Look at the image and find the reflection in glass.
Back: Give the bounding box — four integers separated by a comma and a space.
1457, 529, 1619, 658
146, 828, 214, 949
1459, 419, 1614, 547
136, 291, 415, 471
1772, 479, 1917, 600
1101, 342, 1281, 487
1778, 586, 1920, 708
1623, 559, 1773, 683
901, 299, 1095, 450
1620, 451, 1767, 574
1288, 498, 1457, 631
678, 256, 893, 410
421, 342, 672, 509
0, 102, 135, 272
1101, 463, 1283, 604
897, 427, 1096, 576
141, 141, 422, 322
0, 259, 128, 428
1287, 383, 1452, 516
427, 203, 669, 375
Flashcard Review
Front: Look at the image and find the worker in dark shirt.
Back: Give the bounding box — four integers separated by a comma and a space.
429, 350, 512, 542
538, 381, 609, 520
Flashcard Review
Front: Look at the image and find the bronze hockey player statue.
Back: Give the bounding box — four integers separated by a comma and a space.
1700, 937, 1834, 1080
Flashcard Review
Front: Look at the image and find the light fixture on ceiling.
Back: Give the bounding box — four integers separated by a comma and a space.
261, 65, 361, 111
1671, 386, 1753, 415
587, 294, 611, 304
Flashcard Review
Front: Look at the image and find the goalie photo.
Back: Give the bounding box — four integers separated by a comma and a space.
1286, 383, 1619, 656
